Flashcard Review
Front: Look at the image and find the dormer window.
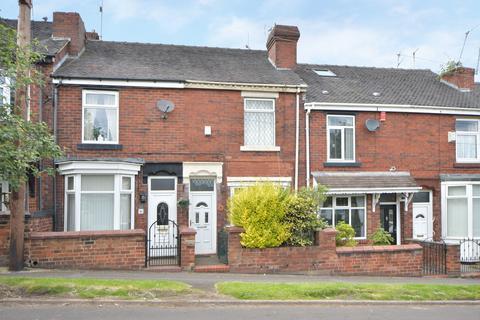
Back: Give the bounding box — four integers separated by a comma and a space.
314, 69, 336, 77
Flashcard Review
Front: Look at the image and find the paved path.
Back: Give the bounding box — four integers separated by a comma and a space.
1, 269, 479, 292
1, 303, 479, 320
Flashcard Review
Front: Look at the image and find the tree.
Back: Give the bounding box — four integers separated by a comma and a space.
0, 3, 63, 270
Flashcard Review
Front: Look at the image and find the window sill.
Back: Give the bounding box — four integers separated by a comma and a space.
240, 146, 281, 152
77, 143, 123, 150
454, 162, 480, 168
324, 161, 361, 167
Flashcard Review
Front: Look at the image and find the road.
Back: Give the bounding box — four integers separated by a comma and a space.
1, 303, 479, 320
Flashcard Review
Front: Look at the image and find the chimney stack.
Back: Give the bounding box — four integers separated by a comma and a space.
440, 67, 475, 92
266, 24, 300, 69
52, 12, 86, 56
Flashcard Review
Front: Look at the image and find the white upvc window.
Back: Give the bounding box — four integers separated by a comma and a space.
327, 115, 355, 162
242, 98, 277, 150
227, 177, 291, 196
0, 181, 9, 212
443, 182, 480, 239
456, 119, 480, 163
319, 195, 366, 239
64, 174, 134, 231
82, 90, 119, 144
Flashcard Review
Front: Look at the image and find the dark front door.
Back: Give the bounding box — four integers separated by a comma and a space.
380, 204, 397, 244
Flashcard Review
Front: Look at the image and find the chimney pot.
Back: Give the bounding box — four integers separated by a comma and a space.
266, 24, 300, 69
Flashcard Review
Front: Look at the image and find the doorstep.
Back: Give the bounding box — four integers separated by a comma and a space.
193, 264, 230, 273
145, 266, 182, 272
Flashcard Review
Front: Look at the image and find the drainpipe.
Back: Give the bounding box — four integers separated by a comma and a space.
305, 108, 311, 188
294, 87, 300, 191
37, 84, 43, 210
52, 83, 59, 230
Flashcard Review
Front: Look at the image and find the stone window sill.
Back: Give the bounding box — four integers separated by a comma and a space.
77, 143, 123, 150
240, 146, 281, 152
323, 161, 362, 167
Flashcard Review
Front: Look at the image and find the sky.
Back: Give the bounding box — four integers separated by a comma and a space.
1, 0, 479, 80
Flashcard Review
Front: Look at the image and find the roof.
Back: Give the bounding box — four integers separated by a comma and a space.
312, 171, 420, 194
0, 18, 67, 57
295, 64, 480, 108
53, 40, 305, 85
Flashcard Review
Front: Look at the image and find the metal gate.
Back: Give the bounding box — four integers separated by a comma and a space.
460, 238, 480, 274
146, 219, 180, 267
420, 239, 447, 275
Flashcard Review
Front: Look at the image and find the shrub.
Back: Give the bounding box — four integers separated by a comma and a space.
283, 187, 327, 246
228, 183, 292, 248
335, 221, 357, 247
369, 227, 394, 245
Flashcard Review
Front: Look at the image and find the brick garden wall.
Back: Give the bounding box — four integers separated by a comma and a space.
25, 229, 145, 270
227, 226, 423, 276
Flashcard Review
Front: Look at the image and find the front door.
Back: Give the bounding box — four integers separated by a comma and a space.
412, 191, 433, 240
148, 177, 177, 258
189, 192, 215, 254
380, 204, 397, 244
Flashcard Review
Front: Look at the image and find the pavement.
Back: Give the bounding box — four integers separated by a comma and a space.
1, 268, 478, 292
1, 303, 480, 320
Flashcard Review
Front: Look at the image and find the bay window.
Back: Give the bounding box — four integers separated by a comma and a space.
65, 174, 134, 231
82, 90, 119, 144
443, 183, 480, 239
456, 119, 480, 162
243, 98, 276, 149
327, 115, 355, 162
319, 195, 366, 238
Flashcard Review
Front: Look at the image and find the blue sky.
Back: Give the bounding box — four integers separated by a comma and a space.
1, 0, 479, 79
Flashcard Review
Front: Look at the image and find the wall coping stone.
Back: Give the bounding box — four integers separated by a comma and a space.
29, 229, 145, 240
226, 226, 244, 234
322, 227, 337, 234
179, 227, 197, 236
336, 244, 422, 254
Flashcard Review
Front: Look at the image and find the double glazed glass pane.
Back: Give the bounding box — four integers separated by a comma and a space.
122, 177, 132, 190
335, 209, 349, 224
190, 178, 215, 192
151, 178, 175, 191
80, 194, 114, 231
244, 111, 274, 146
351, 196, 364, 207
320, 209, 332, 225
344, 128, 354, 160
351, 209, 365, 237
448, 186, 466, 196
81, 175, 114, 191
328, 116, 353, 127
120, 194, 131, 230
84, 107, 117, 142
67, 194, 75, 231
447, 198, 468, 237
85, 93, 116, 106
456, 120, 478, 132
457, 134, 477, 159
329, 129, 342, 159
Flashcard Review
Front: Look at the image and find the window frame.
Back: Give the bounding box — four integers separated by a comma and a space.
64, 173, 135, 232
442, 181, 480, 240
319, 195, 367, 239
0, 76, 11, 108
455, 119, 480, 163
81, 90, 120, 145
0, 181, 9, 212
243, 98, 276, 149
326, 114, 356, 163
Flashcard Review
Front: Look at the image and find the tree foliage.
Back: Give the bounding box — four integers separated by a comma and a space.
0, 24, 63, 192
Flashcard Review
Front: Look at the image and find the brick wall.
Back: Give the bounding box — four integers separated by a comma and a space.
227, 226, 423, 276
25, 229, 145, 270
0, 214, 54, 266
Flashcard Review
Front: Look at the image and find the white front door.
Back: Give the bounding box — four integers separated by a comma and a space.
412, 191, 433, 240
189, 178, 216, 255
148, 177, 177, 257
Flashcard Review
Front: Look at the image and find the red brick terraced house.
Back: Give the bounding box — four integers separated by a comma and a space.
0, 11, 479, 270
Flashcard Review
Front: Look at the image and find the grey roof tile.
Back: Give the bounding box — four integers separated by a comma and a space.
295, 64, 480, 108
312, 171, 419, 190
53, 40, 305, 85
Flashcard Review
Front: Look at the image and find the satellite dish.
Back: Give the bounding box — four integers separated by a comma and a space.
365, 119, 380, 132
156, 100, 175, 113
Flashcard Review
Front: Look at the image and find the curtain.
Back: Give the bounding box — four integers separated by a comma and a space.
447, 198, 468, 238
80, 194, 114, 231
329, 129, 342, 159
457, 134, 477, 159
83, 107, 117, 142
344, 128, 354, 160
120, 194, 131, 230
67, 194, 75, 231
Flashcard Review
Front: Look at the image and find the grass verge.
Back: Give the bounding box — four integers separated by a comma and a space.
216, 281, 480, 301
0, 276, 192, 300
